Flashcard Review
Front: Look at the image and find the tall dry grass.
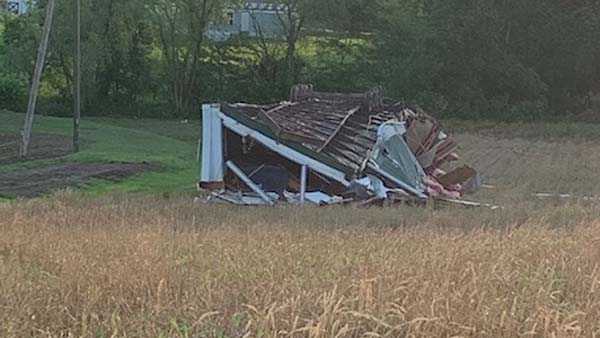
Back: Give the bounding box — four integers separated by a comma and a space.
3, 128, 600, 337
1, 192, 600, 337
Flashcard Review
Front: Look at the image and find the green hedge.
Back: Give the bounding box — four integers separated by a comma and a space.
0, 74, 26, 112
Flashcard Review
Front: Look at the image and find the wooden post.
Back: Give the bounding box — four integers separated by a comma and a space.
20, 0, 56, 158
72, 0, 81, 152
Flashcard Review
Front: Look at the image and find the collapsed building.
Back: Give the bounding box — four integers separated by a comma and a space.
198, 85, 482, 206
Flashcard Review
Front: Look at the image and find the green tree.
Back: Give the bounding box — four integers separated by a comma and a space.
372, 0, 600, 118
148, 0, 231, 117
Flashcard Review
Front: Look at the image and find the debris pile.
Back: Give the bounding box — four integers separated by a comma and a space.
199, 85, 482, 207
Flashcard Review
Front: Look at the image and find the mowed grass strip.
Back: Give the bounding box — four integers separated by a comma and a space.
1, 194, 600, 337
0, 111, 200, 196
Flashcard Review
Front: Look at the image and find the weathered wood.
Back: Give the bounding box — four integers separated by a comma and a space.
289, 84, 313, 102
317, 106, 361, 153
362, 86, 384, 112
20, 0, 56, 159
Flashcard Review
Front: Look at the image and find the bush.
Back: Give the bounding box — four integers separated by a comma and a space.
0, 74, 26, 112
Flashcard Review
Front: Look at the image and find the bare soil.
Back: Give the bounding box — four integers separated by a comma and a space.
0, 162, 157, 198
0, 133, 73, 165
577, 109, 600, 123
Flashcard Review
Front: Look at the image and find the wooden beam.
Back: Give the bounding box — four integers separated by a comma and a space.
226, 161, 274, 206
317, 106, 360, 153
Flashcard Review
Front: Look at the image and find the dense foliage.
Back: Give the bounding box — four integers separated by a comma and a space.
1, 0, 599, 119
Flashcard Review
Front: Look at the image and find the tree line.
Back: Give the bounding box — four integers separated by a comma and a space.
1, 0, 599, 120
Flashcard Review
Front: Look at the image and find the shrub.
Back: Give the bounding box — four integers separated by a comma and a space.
0, 74, 26, 112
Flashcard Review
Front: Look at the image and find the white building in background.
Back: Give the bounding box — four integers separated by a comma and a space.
206, 1, 288, 42
3, 0, 30, 15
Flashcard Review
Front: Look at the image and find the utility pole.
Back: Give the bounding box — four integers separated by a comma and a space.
20, 0, 56, 159
73, 0, 81, 152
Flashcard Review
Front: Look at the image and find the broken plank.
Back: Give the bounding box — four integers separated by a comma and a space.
317, 106, 361, 153
226, 161, 275, 206
437, 198, 502, 210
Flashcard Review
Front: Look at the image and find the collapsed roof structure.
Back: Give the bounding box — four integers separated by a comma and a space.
198, 85, 481, 206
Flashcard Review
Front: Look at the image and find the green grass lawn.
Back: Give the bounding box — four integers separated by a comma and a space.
0, 110, 201, 199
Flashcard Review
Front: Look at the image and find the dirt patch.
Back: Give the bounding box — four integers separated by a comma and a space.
0, 162, 158, 198
0, 133, 73, 165
577, 109, 600, 123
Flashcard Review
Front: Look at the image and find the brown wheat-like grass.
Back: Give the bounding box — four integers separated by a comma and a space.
1, 192, 600, 337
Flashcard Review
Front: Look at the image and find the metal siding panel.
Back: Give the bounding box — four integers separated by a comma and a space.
200, 104, 224, 183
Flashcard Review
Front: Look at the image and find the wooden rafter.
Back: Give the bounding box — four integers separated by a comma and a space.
317, 106, 361, 153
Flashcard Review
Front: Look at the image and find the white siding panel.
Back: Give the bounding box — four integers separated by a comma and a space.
201, 104, 224, 184
240, 12, 250, 32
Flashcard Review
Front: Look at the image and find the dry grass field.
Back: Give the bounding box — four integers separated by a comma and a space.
2, 123, 600, 337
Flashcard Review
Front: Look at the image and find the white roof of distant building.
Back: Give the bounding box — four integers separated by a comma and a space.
243, 1, 287, 12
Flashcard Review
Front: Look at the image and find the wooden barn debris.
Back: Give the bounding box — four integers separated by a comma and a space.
198, 85, 488, 207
